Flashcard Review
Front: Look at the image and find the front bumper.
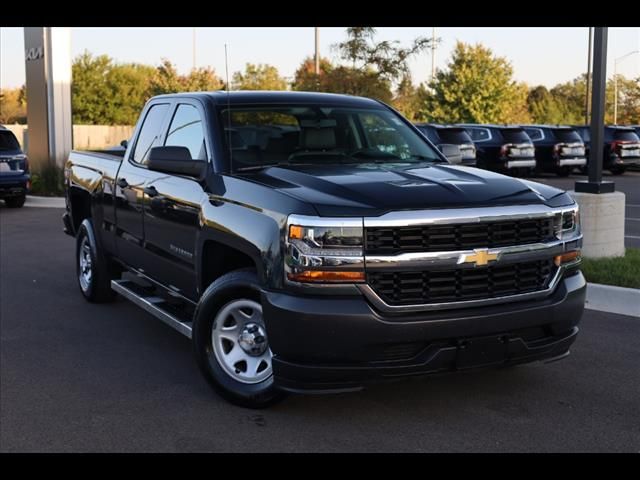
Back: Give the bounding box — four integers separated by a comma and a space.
263, 271, 586, 393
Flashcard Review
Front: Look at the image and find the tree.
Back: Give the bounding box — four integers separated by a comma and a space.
0, 86, 27, 124
611, 75, 640, 125
150, 59, 224, 96
527, 86, 568, 124
72, 52, 115, 124
392, 75, 422, 121
335, 27, 433, 85
232, 63, 287, 91
292, 56, 333, 92
418, 42, 530, 124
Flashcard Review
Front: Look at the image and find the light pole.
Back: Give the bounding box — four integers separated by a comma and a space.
613, 50, 639, 124
431, 27, 436, 82
314, 27, 320, 75
192, 27, 197, 71
585, 27, 592, 125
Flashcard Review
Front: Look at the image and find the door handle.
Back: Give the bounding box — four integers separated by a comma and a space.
144, 186, 159, 197
116, 178, 129, 188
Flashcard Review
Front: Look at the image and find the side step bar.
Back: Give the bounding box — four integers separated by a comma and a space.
111, 280, 193, 338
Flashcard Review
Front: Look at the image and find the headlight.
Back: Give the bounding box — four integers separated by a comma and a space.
555, 206, 580, 240
285, 217, 364, 283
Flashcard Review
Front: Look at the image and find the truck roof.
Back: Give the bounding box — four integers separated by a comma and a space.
150, 90, 383, 107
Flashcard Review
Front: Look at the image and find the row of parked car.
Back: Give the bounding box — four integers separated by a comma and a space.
415, 123, 640, 176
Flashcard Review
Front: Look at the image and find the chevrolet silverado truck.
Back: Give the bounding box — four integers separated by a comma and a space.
63, 92, 585, 408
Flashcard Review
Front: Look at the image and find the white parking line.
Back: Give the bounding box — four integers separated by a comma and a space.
627, 218, 640, 222
625, 235, 640, 239
627, 204, 640, 208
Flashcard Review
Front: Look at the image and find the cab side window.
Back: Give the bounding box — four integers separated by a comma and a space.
165, 104, 207, 160
131, 103, 170, 164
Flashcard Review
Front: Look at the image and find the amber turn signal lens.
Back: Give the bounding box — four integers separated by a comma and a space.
287, 270, 365, 283
554, 250, 581, 267
289, 225, 304, 240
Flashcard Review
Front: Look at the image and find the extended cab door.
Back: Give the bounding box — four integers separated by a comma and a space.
114, 102, 171, 269
140, 101, 210, 299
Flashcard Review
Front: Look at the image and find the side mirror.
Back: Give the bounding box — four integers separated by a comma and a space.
148, 146, 206, 177
120, 139, 129, 148
439, 144, 462, 164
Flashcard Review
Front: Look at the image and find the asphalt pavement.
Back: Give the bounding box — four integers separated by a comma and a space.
1, 205, 639, 452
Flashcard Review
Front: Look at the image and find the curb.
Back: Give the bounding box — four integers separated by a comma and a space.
585, 283, 640, 318
24, 196, 66, 208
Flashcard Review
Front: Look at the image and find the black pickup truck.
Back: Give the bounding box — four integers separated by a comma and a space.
63, 91, 586, 408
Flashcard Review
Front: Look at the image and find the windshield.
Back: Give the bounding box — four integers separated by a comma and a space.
0, 131, 21, 151
220, 105, 443, 171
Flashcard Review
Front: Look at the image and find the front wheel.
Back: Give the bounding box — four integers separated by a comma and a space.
192, 269, 285, 408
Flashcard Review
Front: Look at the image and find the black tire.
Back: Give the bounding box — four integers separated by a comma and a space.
5, 195, 26, 208
556, 167, 572, 177
76, 219, 117, 303
192, 269, 285, 408
609, 166, 626, 175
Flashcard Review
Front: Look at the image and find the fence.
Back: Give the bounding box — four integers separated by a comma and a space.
3, 124, 135, 152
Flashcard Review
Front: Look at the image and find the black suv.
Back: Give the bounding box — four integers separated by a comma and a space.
573, 125, 640, 175
522, 125, 586, 177
414, 123, 476, 166
0, 126, 30, 208
458, 124, 536, 174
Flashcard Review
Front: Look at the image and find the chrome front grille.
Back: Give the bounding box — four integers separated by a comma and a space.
367, 259, 555, 306
365, 217, 555, 255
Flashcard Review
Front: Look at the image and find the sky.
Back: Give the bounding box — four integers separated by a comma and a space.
1, 27, 639, 90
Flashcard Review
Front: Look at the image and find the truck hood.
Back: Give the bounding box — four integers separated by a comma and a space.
239, 163, 574, 216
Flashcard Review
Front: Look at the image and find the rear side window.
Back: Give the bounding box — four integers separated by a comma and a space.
132, 103, 170, 164
524, 128, 544, 141
0, 131, 20, 151
438, 128, 473, 144
466, 127, 491, 142
555, 129, 582, 143
165, 104, 207, 160
501, 129, 531, 143
575, 128, 590, 142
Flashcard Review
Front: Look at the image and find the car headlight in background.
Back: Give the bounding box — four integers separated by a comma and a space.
286, 217, 365, 283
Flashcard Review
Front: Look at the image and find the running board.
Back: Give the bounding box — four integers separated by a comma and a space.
111, 280, 193, 338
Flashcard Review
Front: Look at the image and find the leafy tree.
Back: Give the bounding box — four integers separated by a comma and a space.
0, 87, 27, 123
527, 86, 567, 124
72, 52, 115, 124
232, 63, 287, 91
548, 74, 589, 124
392, 75, 422, 121
335, 27, 434, 84
105, 63, 156, 125
418, 42, 530, 124
611, 75, 640, 125
292, 56, 333, 92
149, 59, 223, 96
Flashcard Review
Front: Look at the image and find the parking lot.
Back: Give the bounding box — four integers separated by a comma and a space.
523, 170, 640, 249
1, 203, 638, 452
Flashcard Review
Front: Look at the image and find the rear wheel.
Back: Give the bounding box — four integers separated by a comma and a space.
192, 269, 285, 408
5, 195, 26, 208
76, 219, 117, 303
609, 166, 626, 175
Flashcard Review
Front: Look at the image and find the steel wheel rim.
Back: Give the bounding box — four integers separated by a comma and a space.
78, 236, 92, 292
211, 299, 273, 384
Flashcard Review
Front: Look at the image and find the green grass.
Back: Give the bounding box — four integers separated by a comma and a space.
581, 248, 640, 289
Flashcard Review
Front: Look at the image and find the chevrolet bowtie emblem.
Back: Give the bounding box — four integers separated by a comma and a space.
459, 248, 500, 267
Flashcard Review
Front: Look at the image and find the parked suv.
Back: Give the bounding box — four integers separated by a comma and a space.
522, 125, 586, 176
0, 126, 30, 208
572, 125, 640, 175
414, 123, 476, 165
458, 124, 536, 174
